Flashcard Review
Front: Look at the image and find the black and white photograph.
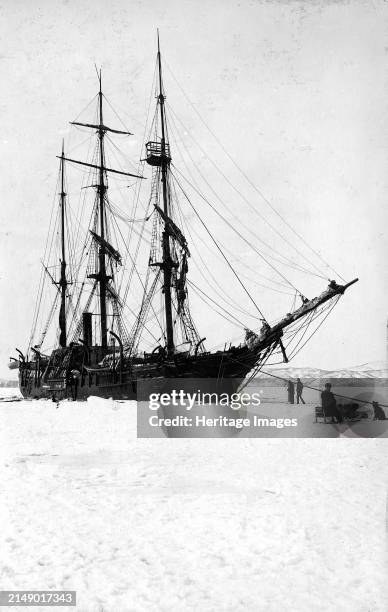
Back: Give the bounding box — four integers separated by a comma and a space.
0, 1, 387, 610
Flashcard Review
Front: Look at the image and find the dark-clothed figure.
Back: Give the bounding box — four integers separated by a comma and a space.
321, 383, 342, 423
72, 376, 79, 401
296, 378, 305, 404
373, 402, 386, 421
287, 380, 294, 404
69, 369, 80, 401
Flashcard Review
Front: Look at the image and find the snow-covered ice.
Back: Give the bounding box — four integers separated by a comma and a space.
0, 391, 387, 611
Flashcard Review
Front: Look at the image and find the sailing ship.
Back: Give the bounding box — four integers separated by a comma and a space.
11, 38, 357, 401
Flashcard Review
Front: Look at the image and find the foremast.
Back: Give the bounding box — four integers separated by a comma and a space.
157, 35, 175, 356
143, 35, 204, 357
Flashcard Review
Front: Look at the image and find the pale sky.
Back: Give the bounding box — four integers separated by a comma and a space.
0, 0, 387, 378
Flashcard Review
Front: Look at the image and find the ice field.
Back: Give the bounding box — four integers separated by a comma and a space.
0, 390, 387, 611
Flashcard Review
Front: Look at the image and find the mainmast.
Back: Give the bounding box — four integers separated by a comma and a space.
157, 34, 175, 355
61, 71, 143, 350
59, 141, 68, 348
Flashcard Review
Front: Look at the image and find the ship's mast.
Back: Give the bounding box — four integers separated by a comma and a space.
97, 71, 108, 349
58, 73, 143, 350
157, 34, 175, 355
59, 141, 68, 348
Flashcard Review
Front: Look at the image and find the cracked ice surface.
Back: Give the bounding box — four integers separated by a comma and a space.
0, 394, 387, 611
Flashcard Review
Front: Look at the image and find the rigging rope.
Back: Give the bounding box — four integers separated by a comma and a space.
172, 165, 303, 297
287, 297, 339, 361
166, 103, 328, 281
164, 61, 346, 282
187, 280, 247, 329
29, 173, 62, 351
119, 63, 157, 300
109, 204, 165, 339
169, 179, 261, 320
187, 279, 248, 328
172, 170, 267, 320
166, 112, 313, 287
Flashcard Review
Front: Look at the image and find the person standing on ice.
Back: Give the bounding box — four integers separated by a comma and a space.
287, 380, 294, 404
69, 370, 80, 401
296, 378, 305, 404
321, 383, 342, 424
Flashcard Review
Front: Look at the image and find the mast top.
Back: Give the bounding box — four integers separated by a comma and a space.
59, 141, 66, 197
70, 68, 133, 136
157, 30, 165, 102
146, 30, 169, 167
95, 64, 102, 95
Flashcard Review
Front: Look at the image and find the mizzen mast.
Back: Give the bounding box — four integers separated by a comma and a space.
58, 141, 68, 348
96, 70, 108, 349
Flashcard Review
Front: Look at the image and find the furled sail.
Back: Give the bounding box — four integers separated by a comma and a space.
89, 230, 122, 264
154, 205, 190, 255
70, 121, 133, 136
176, 253, 188, 310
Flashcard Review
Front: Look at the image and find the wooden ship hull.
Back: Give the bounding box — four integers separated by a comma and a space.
18, 345, 259, 401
